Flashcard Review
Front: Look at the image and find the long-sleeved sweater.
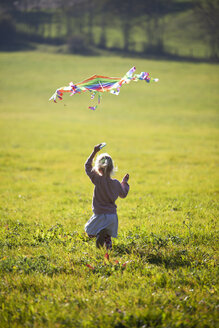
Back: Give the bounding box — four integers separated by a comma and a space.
85, 154, 129, 214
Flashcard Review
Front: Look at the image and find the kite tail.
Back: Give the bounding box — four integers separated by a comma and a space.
88, 93, 101, 110
133, 72, 159, 83
109, 67, 158, 96
109, 66, 136, 96
88, 105, 97, 110
49, 83, 79, 103
49, 91, 58, 103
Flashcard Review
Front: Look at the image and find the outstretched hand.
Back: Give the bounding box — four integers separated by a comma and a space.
123, 173, 129, 183
93, 144, 102, 153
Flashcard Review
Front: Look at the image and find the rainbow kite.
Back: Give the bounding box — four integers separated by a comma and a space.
49, 66, 158, 110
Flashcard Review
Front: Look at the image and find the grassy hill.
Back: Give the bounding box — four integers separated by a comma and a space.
0, 51, 218, 327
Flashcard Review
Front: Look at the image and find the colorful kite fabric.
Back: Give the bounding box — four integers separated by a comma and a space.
49, 66, 158, 110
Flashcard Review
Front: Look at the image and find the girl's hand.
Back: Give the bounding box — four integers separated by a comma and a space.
94, 144, 102, 153
123, 174, 129, 182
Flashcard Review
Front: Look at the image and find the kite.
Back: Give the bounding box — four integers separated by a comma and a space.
49, 66, 158, 110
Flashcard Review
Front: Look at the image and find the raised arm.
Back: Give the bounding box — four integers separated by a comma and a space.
85, 144, 102, 184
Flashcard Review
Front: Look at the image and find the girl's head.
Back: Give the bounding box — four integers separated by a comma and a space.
93, 153, 116, 177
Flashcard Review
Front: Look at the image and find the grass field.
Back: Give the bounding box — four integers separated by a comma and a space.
0, 51, 218, 328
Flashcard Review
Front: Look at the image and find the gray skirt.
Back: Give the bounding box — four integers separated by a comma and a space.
85, 213, 118, 238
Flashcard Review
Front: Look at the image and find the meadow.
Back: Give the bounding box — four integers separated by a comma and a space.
0, 51, 218, 327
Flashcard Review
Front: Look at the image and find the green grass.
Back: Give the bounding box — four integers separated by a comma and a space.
0, 51, 218, 328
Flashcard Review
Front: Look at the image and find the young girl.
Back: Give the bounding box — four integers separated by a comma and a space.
84, 144, 129, 250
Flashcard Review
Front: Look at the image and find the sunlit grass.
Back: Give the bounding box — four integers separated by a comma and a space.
0, 51, 218, 327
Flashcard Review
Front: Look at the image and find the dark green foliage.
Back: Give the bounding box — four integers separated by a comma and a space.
67, 35, 91, 55
0, 15, 16, 48
0, 0, 216, 60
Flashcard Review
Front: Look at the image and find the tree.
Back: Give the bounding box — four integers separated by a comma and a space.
98, 0, 111, 49
109, 0, 138, 52
0, 0, 17, 48
139, 0, 174, 55
193, 0, 219, 59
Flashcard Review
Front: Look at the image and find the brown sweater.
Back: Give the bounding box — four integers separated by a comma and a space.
85, 154, 129, 214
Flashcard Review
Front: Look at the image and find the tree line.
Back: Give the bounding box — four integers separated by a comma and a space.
0, 0, 218, 60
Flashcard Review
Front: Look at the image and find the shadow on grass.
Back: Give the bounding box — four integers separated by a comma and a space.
0, 40, 36, 52
105, 46, 219, 64
1, 36, 218, 63
143, 249, 191, 269
113, 243, 193, 270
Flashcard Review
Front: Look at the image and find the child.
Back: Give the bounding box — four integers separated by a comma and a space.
84, 144, 129, 250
